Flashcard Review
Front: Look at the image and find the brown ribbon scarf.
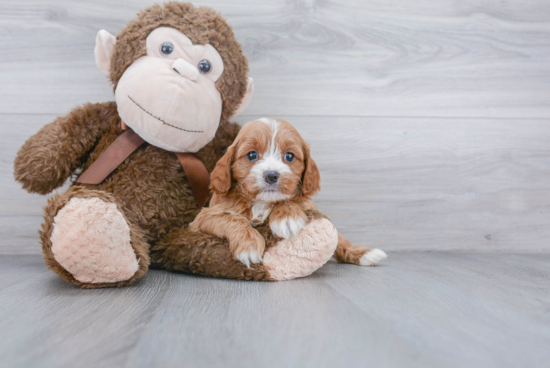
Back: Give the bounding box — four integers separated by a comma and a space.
76, 125, 211, 208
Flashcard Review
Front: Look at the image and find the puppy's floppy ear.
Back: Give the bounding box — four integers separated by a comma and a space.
210, 144, 237, 195
301, 143, 321, 197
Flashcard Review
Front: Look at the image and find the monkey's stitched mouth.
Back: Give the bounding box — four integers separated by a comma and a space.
128, 95, 204, 133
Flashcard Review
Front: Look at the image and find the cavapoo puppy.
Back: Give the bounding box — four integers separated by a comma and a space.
190, 118, 387, 267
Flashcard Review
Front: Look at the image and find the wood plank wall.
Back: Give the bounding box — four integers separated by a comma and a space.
1, 0, 549, 254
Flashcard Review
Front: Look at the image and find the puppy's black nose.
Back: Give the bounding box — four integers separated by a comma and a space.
264, 171, 279, 184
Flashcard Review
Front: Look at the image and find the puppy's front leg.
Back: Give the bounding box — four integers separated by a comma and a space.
190, 207, 265, 267
269, 202, 308, 239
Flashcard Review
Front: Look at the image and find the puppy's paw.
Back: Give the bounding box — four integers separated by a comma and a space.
359, 249, 387, 266
270, 217, 306, 239
236, 251, 263, 268
231, 228, 266, 268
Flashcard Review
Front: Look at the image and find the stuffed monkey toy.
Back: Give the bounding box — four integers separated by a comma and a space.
14, 2, 338, 288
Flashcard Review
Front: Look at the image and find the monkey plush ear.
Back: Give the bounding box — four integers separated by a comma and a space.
233, 77, 254, 116
95, 30, 117, 77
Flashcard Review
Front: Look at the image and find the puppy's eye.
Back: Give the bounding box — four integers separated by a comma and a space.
198, 59, 211, 74
160, 42, 174, 56
246, 151, 258, 161
284, 152, 295, 163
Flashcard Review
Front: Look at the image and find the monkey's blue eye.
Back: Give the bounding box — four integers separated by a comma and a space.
247, 151, 258, 161
160, 42, 174, 56
284, 152, 295, 163
198, 59, 211, 74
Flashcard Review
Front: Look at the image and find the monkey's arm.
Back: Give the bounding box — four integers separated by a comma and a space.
14, 102, 118, 195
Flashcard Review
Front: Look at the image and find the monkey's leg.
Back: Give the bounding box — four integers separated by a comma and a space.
151, 216, 338, 281
333, 232, 387, 266
151, 228, 270, 281
41, 186, 149, 288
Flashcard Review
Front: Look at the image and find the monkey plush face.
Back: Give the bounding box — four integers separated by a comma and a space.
94, 3, 254, 153
114, 27, 225, 152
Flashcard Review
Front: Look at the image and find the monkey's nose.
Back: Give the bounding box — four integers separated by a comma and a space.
264, 171, 279, 184
172, 58, 199, 82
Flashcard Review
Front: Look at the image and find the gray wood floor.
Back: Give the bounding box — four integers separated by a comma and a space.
0, 253, 548, 368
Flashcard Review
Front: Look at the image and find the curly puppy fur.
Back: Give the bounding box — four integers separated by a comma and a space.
190, 118, 322, 266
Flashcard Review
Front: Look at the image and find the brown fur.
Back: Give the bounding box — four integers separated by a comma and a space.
13, 3, 258, 288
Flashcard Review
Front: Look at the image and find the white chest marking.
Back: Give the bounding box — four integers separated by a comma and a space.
251, 202, 273, 225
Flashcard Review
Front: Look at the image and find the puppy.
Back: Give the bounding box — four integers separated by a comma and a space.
190, 118, 387, 267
